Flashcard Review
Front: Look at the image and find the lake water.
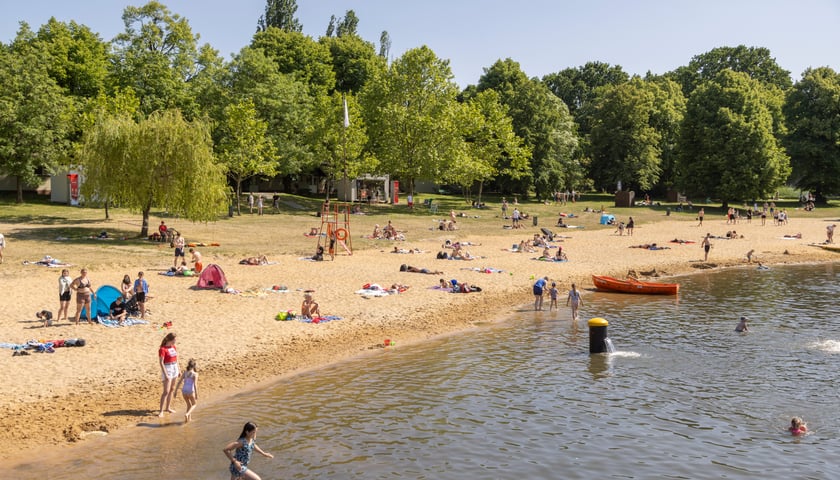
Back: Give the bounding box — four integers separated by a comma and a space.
9, 262, 840, 479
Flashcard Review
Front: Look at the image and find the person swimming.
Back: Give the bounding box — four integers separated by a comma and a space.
735, 316, 749, 333
789, 417, 807, 436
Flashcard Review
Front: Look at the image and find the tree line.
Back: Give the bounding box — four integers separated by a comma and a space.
1, 0, 838, 235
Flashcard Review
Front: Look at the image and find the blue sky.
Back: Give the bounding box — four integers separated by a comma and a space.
2, 0, 838, 88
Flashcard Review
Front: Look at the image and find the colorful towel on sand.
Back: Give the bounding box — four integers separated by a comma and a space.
355, 283, 409, 296
98, 317, 149, 328
297, 315, 342, 324
460, 267, 505, 273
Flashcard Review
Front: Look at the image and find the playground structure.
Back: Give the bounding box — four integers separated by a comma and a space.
317, 202, 353, 260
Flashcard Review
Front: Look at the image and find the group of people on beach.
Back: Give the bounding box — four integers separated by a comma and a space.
38, 269, 151, 327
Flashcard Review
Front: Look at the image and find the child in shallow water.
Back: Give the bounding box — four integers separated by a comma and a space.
789, 417, 807, 436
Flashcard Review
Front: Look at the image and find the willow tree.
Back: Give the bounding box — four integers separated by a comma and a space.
79, 109, 229, 236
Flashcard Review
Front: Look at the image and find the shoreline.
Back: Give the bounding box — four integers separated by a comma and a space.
0, 208, 837, 463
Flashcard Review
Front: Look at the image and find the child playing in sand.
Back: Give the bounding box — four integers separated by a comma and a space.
301, 291, 321, 319
36, 310, 53, 328
548, 282, 559, 311
174, 358, 199, 423
789, 417, 807, 436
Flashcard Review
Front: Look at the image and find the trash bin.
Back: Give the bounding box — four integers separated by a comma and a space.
666, 207, 671, 216
533, 216, 538, 226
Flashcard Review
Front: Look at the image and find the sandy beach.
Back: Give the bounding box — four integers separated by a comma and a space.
0, 201, 836, 462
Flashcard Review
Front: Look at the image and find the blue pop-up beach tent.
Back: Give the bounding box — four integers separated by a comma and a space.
80, 285, 121, 319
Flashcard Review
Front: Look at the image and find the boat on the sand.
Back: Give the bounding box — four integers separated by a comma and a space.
592, 275, 679, 295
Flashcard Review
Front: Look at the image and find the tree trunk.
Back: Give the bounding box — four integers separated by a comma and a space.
15, 177, 23, 204
235, 180, 242, 216
477, 181, 484, 206
141, 205, 151, 238
104, 199, 110, 220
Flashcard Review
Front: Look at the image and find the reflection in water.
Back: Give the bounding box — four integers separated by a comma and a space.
8, 263, 840, 479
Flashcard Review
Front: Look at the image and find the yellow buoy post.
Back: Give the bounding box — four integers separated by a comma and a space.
588, 317, 609, 354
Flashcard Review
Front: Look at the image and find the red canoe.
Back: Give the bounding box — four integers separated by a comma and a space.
592, 275, 679, 295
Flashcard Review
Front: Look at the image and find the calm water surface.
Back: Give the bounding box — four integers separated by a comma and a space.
9, 263, 840, 479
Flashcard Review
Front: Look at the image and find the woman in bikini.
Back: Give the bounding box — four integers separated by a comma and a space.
71, 268, 94, 325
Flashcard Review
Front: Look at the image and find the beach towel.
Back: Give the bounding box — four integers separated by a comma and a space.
98, 317, 149, 328
298, 315, 342, 324
460, 267, 505, 273
533, 257, 567, 262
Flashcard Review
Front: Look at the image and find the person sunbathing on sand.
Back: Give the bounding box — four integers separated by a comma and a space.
400, 264, 443, 274
240, 256, 268, 265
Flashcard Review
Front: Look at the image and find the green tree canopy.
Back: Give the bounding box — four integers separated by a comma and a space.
216, 99, 277, 214
309, 92, 370, 201
676, 70, 790, 205
79, 109, 228, 236
110, 1, 204, 117
445, 89, 531, 203
783, 67, 840, 201
320, 34, 384, 93
589, 78, 663, 192
257, 0, 302, 33
668, 45, 792, 97
0, 24, 74, 202
251, 27, 335, 95
360, 46, 463, 196
228, 46, 315, 179
35, 18, 109, 98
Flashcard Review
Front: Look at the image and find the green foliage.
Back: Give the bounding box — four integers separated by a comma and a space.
0, 25, 74, 202
336, 10, 359, 37
35, 18, 109, 98
542, 61, 630, 118
251, 27, 335, 94
783, 67, 840, 201
360, 46, 462, 195
320, 34, 385, 93
309, 92, 371, 198
217, 99, 278, 212
668, 45, 792, 97
444, 90, 530, 202
110, 1, 203, 117
228, 46, 315, 177
78, 110, 228, 235
589, 79, 662, 191
257, 0, 302, 33
676, 70, 790, 205
588, 78, 686, 192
